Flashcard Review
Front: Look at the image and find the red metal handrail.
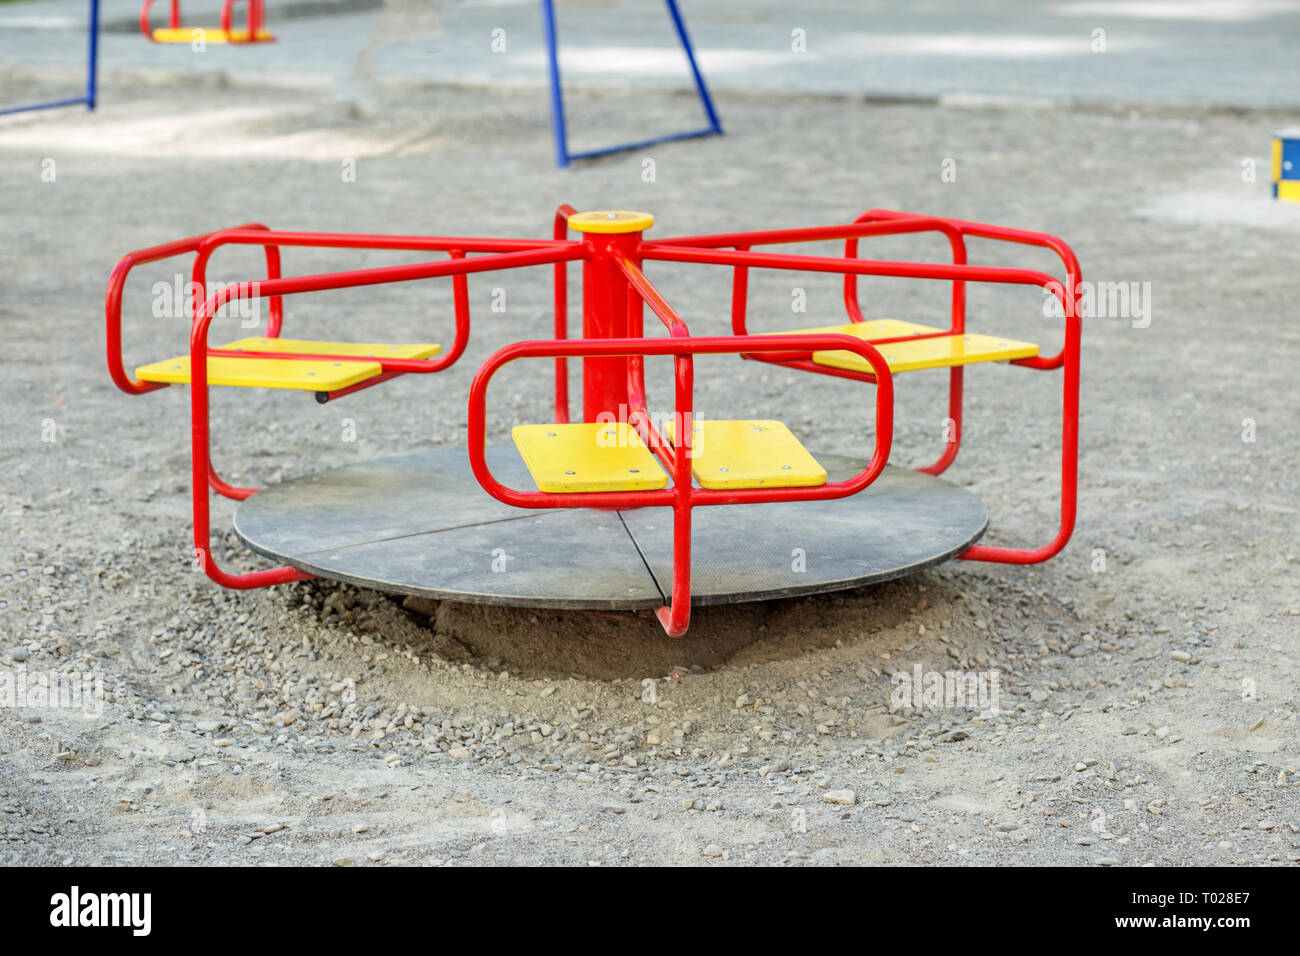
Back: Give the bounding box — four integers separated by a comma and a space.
183, 241, 586, 590
466, 332, 895, 636
641, 221, 1083, 567
106, 223, 282, 396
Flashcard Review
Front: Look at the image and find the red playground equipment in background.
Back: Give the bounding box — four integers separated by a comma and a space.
106, 207, 1082, 637
140, 0, 274, 43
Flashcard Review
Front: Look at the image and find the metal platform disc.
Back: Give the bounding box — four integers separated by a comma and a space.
233, 446, 988, 610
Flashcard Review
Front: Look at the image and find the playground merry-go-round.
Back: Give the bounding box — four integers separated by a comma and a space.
106, 206, 1082, 636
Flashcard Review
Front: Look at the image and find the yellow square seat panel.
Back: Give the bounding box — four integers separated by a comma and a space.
669, 420, 827, 491
152, 28, 275, 43
774, 319, 1038, 374
134, 339, 440, 391
217, 338, 440, 360
512, 422, 669, 493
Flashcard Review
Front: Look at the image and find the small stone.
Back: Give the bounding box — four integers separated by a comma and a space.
1154, 726, 1170, 739
332, 856, 353, 867
1030, 690, 1049, 703
10, 648, 29, 663
701, 844, 723, 858
447, 747, 470, 758
994, 822, 1020, 832
1095, 856, 1122, 866
824, 789, 856, 806
1257, 820, 1275, 830
1170, 651, 1192, 662
401, 595, 440, 617
353, 824, 371, 834
602, 803, 628, 814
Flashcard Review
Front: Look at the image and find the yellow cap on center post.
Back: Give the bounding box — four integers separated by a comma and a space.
567, 210, 655, 234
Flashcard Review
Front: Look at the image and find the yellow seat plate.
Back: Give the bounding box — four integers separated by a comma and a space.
671, 419, 826, 490
218, 338, 441, 360
134, 339, 439, 390
152, 27, 274, 43
773, 320, 1039, 374
512, 423, 668, 493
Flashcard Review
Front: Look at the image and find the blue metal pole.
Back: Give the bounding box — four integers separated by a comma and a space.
85, 0, 100, 110
664, 0, 722, 134
540, 0, 570, 168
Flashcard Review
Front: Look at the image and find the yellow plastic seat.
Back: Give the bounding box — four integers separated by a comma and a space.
512, 422, 668, 493
773, 319, 1039, 374
152, 27, 274, 43
670, 419, 826, 490
134, 338, 440, 391
217, 338, 440, 360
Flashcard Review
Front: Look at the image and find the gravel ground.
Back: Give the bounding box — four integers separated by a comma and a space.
0, 77, 1297, 866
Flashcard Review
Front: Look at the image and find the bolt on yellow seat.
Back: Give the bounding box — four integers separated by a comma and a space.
134, 338, 440, 391
775, 319, 1038, 374
512, 422, 668, 493
151, 27, 274, 43
668, 419, 827, 490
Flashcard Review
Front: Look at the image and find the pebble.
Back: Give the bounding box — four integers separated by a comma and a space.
1170, 651, 1192, 662
10, 648, 29, 663
701, 844, 723, 858
823, 790, 856, 806
994, 822, 1020, 832
1095, 856, 1122, 866
332, 856, 353, 867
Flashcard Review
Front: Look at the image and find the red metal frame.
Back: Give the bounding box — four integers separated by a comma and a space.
641, 212, 1082, 567
107, 206, 1082, 636
140, 0, 272, 41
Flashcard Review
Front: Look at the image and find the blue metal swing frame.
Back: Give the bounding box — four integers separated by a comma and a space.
541, 0, 722, 168
0, 0, 100, 117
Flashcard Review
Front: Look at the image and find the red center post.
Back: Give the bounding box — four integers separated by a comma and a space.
568, 210, 655, 423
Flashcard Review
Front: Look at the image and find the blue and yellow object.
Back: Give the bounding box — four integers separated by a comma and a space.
1273, 129, 1300, 202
